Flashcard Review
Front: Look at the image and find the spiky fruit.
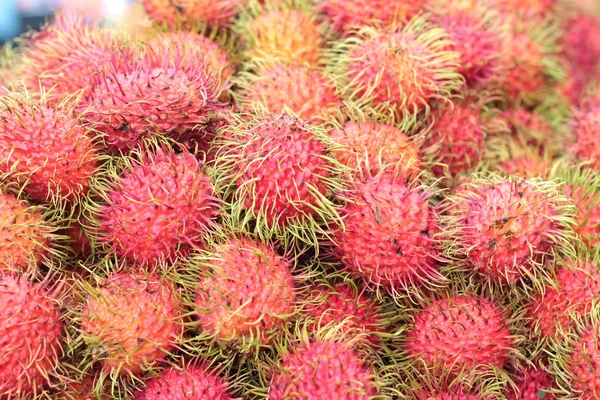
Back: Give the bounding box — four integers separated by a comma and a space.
300, 280, 386, 346
134, 365, 236, 400
235, 4, 326, 66
316, 0, 426, 33
331, 16, 461, 120
81, 42, 226, 153
20, 12, 125, 104
0, 191, 56, 272
93, 147, 218, 267
570, 103, 600, 171
526, 260, 600, 339
192, 236, 295, 350
0, 273, 62, 397
421, 99, 488, 179
56, 374, 96, 400
235, 63, 341, 124
564, 181, 600, 248
80, 271, 183, 375
549, 314, 600, 399
332, 171, 441, 293
416, 389, 481, 400
491, 0, 557, 17
142, 0, 247, 27
0, 93, 100, 203
431, 9, 502, 87
146, 30, 234, 82
495, 155, 552, 179
405, 294, 515, 374
497, 107, 555, 149
506, 364, 556, 400
268, 339, 377, 399
328, 120, 422, 178
211, 113, 336, 244
440, 176, 573, 285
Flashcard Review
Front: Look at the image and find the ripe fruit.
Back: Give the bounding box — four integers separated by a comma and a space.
268, 338, 377, 399
570, 102, 600, 171
235, 63, 342, 124
80, 271, 183, 375
332, 171, 441, 293
506, 364, 556, 399
405, 293, 515, 374
192, 236, 295, 351
0, 273, 62, 397
0, 93, 100, 203
142, 0, 248, 27
93, 146, 219, 267
134, 364, 236, 400
331, 15, 461, 120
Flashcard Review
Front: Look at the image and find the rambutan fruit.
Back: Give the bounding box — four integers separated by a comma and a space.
145, 30, 235, 82
134, 363, 237, 400
486, 135, 554, 179
0, 188, 62, 273
0, 92, 101, 203
329, 15, 462, 121
315, 0, 426, 33
79, 271, 184, 376
90, 144, 219, 268
560, 13, 600, 93
210, 112, 339, 248
234, 62, 342, 124
0, 272, 63, 398
490, 0, 558, 17
420, 97, 490, 180
81, 41, 227, 153
429, 8, 503, 88
496, 107, 557, 150
326, 114, 423, 179
526, 256, 600, 340
547, 304, 600, 399
234, 1, 328, 66
142, 0, 248, 27
505, 363, 556, 400
331, 167, 442, 295
189, 234, 295, 352
570, 102, 600, 171
298, 277, 388, 347
268, 337, 378, 399
404, 293, 517, 375
19, 12, 126, 104
439, 174, 574, 286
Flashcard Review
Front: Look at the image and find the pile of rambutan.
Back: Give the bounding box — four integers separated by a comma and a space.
1, 0, 599, 398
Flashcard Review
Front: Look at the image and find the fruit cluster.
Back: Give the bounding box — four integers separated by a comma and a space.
1, 0, 599, 398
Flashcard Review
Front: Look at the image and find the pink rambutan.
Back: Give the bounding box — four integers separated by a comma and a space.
142, 0, 248, 27
92, 146, 219, 267
562, 171, 600, 249
570, 103, 600, 171
191, 236, 295, 351
405, 293, 515, 374
134, 364, 237, 400
526, 260, 600, 339
81, 42, 227, 153
80, 271, 184, 375
0, 93, 100, 203
496, 107, 556, 149
235, 63, 342, 124
268, 338, 377, 399
0, 273, 63, 397
332, 170, 441, 293
560, 13, 600, 92
495, 155, 552, 179
440, 175, 574, 285
331, 16, 462, 120
315, 0, 426, 33
506, 364, 556, 400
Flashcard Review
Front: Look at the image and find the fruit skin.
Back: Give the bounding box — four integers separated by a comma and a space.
82, 42, 227, 153
0, 273, 62, 397
405, 294, 515, 374
94, 146, 219, 268
192, 236, 295, 350
0, 191, 56, 272
316, 0, 426, 33
564, 183, 600, 248
80, 271, 183, 375
440, 176, 573, 285
506, 364, 556, 400
570, 103, 600, 171
328, 120, 422, 178
526, 261, 600, 339
235, 63, 342, 124
134, 365, 236, 400
142, 0, 248, 27
331, 15, 461, 120
332, 171, 441, 293
268, 339, 377, 400
0, 93, 100, 203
